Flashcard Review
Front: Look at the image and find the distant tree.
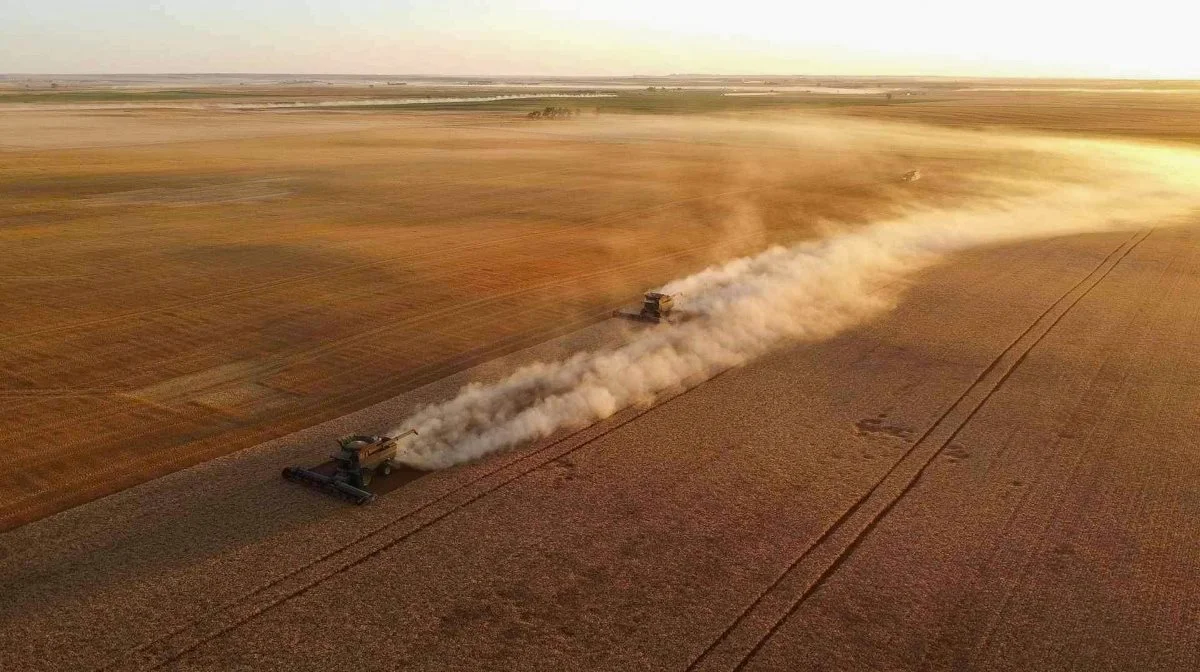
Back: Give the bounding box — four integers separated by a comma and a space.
527, 106, 582, 120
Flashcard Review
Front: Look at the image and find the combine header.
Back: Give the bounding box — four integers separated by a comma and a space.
282, 429, 418, 504
614, 292, 685, 324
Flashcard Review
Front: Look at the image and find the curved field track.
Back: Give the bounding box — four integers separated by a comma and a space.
2, 226, 1197, 671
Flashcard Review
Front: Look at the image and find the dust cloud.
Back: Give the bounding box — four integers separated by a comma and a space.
394, 119, 1200, 469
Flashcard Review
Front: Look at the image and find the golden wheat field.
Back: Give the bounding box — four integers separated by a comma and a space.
1, 84, 1198, 531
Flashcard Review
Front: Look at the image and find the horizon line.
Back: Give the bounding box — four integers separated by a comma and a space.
4, 72, 1200, 83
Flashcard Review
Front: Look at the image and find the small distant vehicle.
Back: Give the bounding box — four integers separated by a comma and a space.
282, 430, 417, 504
614, 292, 682, 324
901, 169, 922, 183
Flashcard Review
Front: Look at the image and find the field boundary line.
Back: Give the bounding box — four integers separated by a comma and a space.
686, 228, 1152, 672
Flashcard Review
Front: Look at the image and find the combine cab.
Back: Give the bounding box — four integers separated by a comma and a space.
282, 429, 418, 504
615, 292, 682, 324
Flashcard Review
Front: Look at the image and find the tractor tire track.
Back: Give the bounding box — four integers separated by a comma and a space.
686, 228, 1153, 672
961, 235, 1192, 666
94, 373, 726, 672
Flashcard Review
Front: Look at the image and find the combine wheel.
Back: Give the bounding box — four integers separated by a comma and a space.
380, 463, 393, 476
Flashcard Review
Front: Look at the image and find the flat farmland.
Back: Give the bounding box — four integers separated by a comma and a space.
2, 226, 1196, 671
2, 83, 1200, 670
1, 99, 1034, 529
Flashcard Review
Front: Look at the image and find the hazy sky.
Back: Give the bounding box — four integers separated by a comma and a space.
2, 1, 1197, 78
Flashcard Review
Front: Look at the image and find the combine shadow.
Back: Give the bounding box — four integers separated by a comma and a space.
372, 465, 428, 494
0, 435, 444, 623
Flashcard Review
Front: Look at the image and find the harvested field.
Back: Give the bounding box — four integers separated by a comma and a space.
1, 226, 1197, 671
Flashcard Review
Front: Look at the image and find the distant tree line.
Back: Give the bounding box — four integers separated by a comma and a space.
527, 106, 584, 119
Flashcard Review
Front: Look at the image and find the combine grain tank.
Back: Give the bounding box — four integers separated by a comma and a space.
282, 429, 417, 504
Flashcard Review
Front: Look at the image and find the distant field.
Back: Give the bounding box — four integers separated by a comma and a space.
6, 83, 1200, 143
2, 86, 1199, 529
0, 84, 912, 112
0, 89, 250, 103
0, 86, 606, 104
843, 90, 1200, 144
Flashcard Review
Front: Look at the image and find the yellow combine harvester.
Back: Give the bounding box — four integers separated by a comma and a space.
614, 292, 680, 324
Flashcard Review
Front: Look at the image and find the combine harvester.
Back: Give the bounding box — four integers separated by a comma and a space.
282, 430, 419, 504
614, 292, 690, 325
